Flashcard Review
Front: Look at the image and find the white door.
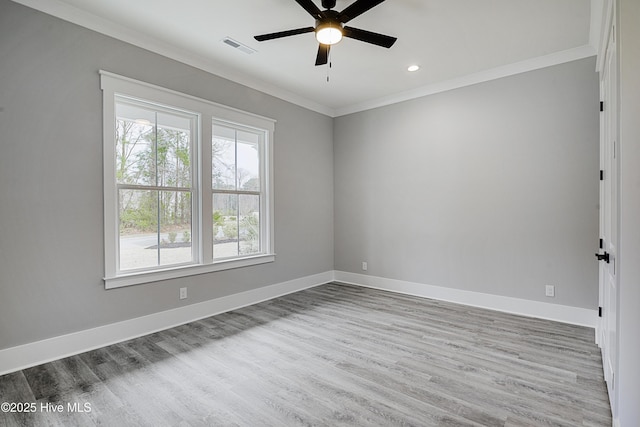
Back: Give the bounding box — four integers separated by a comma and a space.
597, 18, 618, 405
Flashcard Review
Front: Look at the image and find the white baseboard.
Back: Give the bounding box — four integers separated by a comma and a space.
334, 271, 597, 328
0, 271, 333, 376
0, 270, 598, 376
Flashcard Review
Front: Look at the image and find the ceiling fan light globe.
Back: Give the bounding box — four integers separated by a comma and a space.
316, 26, 343, 45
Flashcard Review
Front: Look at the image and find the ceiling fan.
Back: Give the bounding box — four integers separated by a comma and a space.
254, 0, 397, 66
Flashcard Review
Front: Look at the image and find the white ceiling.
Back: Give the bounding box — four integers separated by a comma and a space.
14, 0, 599, 116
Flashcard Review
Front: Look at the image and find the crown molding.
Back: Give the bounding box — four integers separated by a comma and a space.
334, 45, 597, 117
10, 0, 335, 117
594, 0, 614, 74
12, 0, 597, 118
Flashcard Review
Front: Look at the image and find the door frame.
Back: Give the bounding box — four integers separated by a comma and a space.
595, 0, 619, 416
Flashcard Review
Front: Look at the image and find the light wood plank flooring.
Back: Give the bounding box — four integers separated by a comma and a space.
0, 283, 611, 426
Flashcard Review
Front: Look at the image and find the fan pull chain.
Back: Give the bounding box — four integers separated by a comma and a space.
326, 46, 332, 82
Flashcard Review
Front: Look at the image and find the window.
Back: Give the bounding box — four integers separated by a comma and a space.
115, 99, 197, 271
101, 71, 275, 288
212, 123, 263, 259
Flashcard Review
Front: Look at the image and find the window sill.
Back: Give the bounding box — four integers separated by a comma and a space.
104, 254, 276, 289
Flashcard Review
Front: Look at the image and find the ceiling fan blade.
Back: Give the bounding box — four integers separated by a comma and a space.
338, 0, 386, 23
294, 0, 323, 19
254, 27, 315, 42
315, 44, 330, 66
343, 26, 397, 48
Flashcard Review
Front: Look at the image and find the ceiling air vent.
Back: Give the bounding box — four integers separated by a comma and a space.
222, 37, 256, 55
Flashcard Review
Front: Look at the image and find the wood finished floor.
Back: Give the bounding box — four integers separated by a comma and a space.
0, 283, 611, 426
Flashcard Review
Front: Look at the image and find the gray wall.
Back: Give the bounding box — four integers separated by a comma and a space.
0, 0, 334, 350
334, 57, 600, 309
617, 0, 640, 423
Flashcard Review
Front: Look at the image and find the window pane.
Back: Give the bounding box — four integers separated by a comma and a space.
157, 112, 192, 189
237, 131, 260, 191
116, 103, 194, 189
239, 194, 260, 255
119, 189, 194, 271
119, 189, 159, 271
115, 103, 155, 186
212, 125, 236, 190
213, 193, 239, 258
159, 191, 192, 266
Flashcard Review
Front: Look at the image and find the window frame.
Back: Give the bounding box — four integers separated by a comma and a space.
114, 96, 200, 273
211, 120, 267, 260
101, 71, 275, 289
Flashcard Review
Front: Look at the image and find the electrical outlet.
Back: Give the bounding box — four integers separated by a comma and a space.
545, 285, 555, 297
179, 287, 188, 300
362, 261, 368, 271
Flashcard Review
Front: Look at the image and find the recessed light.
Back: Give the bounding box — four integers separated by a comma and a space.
407, 65, 420, 72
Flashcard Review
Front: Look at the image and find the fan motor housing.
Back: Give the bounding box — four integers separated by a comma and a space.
316, 15, 343, 31
322, 0, 337, 9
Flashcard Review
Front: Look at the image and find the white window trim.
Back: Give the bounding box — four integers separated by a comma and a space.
100, 70, 275, 289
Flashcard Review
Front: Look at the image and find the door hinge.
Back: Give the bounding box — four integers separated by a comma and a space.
600, 101, 604, 112
600, 170, 604, 181
600, 238, 603, 249
599, 307, 603, 317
